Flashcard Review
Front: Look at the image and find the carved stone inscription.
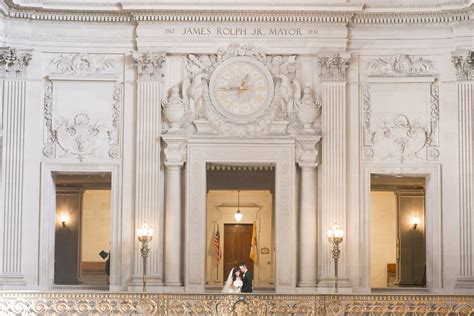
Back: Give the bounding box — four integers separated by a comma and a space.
165, 26, 319, 37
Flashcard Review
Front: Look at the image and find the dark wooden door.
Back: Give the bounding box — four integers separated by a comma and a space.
224, 224, 254, 278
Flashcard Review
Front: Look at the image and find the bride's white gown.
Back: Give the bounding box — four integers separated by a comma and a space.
221, 269, 243, 293
222, 278, 243, 293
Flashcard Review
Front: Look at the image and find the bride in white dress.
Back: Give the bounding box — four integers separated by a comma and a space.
221, 267, 243, 293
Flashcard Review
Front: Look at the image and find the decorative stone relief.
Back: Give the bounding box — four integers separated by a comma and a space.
361, 83, 440, 162
132, 52, 166, 81
166, 44, 319, 138
162, 86, 187, 132
318, 53, 351, 82
0, 47, 32, 78
42, 81, 122, 161
162, 135, 187, 167
451, 51, 473, 81
367, 55, 434, 77
296, 135, 321, 167
49, 53, 117, 78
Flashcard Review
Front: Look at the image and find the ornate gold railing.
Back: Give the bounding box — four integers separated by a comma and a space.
0, 292, 473, 315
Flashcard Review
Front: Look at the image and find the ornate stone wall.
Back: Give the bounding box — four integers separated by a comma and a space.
0, 0, 471, 294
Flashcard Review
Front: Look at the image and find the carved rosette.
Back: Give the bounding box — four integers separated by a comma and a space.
42, 81, 122, 161
318, 53, 352, 82
0, 47, 32, 78
451, 51, 473, 81
132, 51, 166, 81
367, 54, 434, 77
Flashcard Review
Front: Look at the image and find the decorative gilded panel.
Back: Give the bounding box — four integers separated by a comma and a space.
0, 293, 473, 315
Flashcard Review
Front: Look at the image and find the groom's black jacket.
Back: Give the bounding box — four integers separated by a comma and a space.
241, 270, 253, 293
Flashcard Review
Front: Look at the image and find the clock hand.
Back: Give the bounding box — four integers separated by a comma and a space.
240, 74, 249, 90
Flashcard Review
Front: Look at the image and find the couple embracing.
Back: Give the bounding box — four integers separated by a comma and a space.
221, 262, 253, 293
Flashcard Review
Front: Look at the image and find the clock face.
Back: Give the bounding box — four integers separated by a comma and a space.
209, 56, 274, 122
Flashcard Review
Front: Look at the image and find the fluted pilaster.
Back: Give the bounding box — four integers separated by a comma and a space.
0, 47, 32, 288
130, 52, 166, 289
318, 53, 351, 290
453, 51, 474, 289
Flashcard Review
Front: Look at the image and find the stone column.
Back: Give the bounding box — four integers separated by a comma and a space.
0, 48, 32, 288
296, 135, 321, 290
452, 51, 474, 290
162, 135, 186, 288
318, 53, 352, 290
129, 52, 166, 290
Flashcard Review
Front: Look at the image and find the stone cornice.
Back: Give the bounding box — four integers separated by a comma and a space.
0, 2, 471, 25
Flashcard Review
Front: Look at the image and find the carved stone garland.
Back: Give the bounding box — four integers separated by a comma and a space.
361, 83, 440, 162
49, 53, 117, 77
161, 44, 321, 137
367, 54, 434, 77
42, 81, 122, 161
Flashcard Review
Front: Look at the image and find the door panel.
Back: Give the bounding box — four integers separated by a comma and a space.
224, 224, 254, 278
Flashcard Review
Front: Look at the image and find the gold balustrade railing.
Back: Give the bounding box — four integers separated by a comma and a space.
0, 292, 473, 315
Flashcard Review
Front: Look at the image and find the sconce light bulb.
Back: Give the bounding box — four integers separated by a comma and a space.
60, 213, 69, 227
412, 215, 420, 230
137, 223, 154, 238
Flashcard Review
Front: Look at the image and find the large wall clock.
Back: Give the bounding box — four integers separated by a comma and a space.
209, 56, 274, 123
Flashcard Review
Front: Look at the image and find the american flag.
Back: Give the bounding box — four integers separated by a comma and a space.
213, 226, 221, 264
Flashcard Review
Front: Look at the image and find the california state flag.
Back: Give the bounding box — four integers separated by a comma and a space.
249, 222, 257, 262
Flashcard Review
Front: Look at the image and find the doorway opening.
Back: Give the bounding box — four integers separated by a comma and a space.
370, 174, 426, 289
53, 173, 111, 289
205, 163, 275, 292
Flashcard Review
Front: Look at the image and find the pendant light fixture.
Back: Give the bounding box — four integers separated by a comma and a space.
234, 190, 243, 222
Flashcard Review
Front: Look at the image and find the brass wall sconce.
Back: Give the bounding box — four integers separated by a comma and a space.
327, 224, 344, 293
137, 223, 153, 292
411, 215, 420, 230
60, 213, 69, 228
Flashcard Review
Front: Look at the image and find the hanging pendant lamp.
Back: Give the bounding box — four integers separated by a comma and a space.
234, 190, 243, 222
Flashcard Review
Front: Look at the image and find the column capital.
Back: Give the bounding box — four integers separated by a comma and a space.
0, 47, 33, 79
162, 135, 187, 167
451, 51, 473, 81
318, 52, 352, 82
296, 135, 321, 168
132, 51, 167, 81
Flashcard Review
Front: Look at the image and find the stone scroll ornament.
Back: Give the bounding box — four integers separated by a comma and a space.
361, 84, 440, 162
162, 44, 321, 137
43, 82, 122, 161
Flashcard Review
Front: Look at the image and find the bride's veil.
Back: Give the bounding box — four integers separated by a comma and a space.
221, 268, 234, 293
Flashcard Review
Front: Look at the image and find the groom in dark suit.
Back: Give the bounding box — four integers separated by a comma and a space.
239, 262, 253, 293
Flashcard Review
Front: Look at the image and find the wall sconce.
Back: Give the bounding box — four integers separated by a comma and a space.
327, 224, 344, 293
411, 215, 420, 230
137, 223, 153, 292
60, 213, 69, 227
